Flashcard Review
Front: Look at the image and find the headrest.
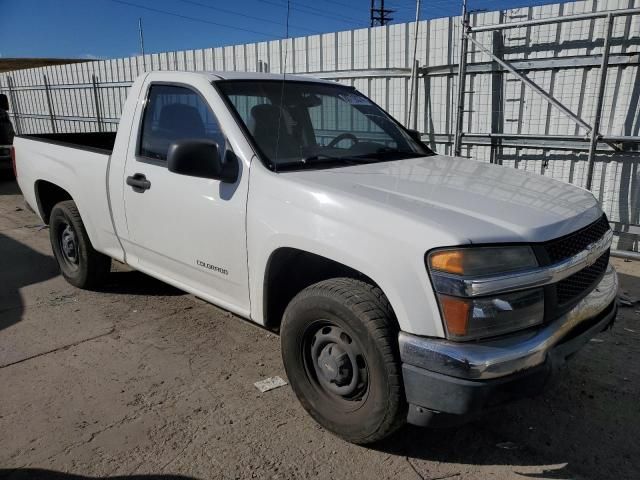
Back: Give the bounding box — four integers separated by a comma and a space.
158, 103, 205, 137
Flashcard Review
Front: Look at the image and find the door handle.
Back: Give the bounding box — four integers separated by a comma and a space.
126, 173, 151, 193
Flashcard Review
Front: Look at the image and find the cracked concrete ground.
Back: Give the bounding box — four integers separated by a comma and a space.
1, 176, 639, 480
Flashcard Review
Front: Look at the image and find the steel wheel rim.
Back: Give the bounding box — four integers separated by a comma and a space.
58, 222, 80, 271
302, 320, 369, 409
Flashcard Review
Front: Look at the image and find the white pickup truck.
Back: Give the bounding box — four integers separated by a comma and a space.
14, 71, 617, 444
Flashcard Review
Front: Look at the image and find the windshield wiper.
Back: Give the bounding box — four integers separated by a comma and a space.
300, 154, 360, 164
276, 151, 424, 171
275, 154, 365, 171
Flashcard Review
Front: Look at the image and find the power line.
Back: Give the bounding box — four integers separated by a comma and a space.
107, 0, 281, 39
386, 0, 459, 20
319, 0, 365, 12
285, 0, 365, 22
175, 0, 322, 35
259, 0, 365, 27
386, 0, 457, 12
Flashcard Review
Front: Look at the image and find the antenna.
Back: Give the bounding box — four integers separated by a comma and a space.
370, 0, 393, 27
273, 0, 291, 171
406, 0, 421, 128
138, 17, 147, 70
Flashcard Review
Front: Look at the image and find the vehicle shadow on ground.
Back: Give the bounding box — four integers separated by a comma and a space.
0, 470, 199, 480
0, 239, 183, 334
99, 270, 185, 297
0, 233, 59, 332
376, 386, 635, 479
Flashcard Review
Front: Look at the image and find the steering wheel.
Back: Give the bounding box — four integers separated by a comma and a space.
327, 133, 359, 148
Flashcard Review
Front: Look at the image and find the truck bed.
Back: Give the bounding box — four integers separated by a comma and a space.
20, 132, 117, 154
14, 130, 123, 263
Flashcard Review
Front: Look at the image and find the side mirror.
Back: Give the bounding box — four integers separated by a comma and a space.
407, 129, 423, 144
0, 94, 9, 111
167, 139, 238, 183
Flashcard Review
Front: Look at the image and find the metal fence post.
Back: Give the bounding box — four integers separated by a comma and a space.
43, 74, 57, 133
411, 59, 420, 130
585, 13, 614, 191
490, 23, 505, 164
453, 0, 469, 157
6, 76, 23, 135
92, 75, 103, 132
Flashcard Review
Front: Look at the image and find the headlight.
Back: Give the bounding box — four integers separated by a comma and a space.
427, 246, 544, 341
429, 246, 538, 276
438, 289, 544, 340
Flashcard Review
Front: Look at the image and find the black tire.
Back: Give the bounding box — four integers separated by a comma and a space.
49, 200, 111, 289
281, 277, 406, 444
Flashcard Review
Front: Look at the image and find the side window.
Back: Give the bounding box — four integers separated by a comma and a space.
139, 84, 225, 161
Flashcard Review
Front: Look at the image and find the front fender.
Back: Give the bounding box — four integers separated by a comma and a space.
246, 166, 448, 337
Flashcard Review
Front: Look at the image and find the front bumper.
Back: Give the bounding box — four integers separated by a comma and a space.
400, 264, 618, 426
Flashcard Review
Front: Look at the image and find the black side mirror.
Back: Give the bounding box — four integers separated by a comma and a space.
0, 94, 9, 111
407, 129, 422, 143
167, 139, 238, 183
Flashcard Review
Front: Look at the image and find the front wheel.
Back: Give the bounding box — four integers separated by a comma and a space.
281, 278, 406, 444
49, 200, 111, 289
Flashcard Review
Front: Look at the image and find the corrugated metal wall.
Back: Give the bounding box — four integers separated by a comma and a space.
1, 0, 638, 249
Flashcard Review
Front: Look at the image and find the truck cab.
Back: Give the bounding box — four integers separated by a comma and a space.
14, 71, 617, 443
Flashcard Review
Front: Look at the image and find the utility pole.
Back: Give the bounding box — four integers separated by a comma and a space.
370, 0, 393, 27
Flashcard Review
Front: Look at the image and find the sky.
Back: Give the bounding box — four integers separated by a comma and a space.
0, 0, 566, 60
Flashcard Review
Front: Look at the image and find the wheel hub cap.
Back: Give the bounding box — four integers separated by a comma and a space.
317, 344, 352, 386
308, 324, 368, 400
60, 225, 78, 264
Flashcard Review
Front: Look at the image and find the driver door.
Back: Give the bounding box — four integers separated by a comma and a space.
122, 81, 250, 315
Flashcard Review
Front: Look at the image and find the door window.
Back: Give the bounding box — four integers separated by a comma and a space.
139, 84, 225, 162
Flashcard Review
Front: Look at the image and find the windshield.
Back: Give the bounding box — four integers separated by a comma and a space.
216, 80, 434, 171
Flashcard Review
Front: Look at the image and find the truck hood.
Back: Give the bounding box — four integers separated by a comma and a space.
286, 155, 602, 244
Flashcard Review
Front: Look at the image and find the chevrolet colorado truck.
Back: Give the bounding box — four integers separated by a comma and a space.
13, 71, 617, 444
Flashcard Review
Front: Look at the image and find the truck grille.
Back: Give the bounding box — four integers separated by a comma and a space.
541, 214, 611, 313
556, 250, 610, 305
544, 214, 610, 263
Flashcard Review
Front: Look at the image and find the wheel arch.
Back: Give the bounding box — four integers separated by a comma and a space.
262, 247, 401, 332
34, 180, 74, 224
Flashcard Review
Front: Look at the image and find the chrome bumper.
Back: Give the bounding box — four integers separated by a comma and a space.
399, 264, 618, 380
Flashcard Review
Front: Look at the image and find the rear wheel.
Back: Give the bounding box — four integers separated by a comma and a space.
49, 200, 111, 289
281, 278, 406, 444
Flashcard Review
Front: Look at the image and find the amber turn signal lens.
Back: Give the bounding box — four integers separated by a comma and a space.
439, 295, 470, 337
430, 250, 464, 275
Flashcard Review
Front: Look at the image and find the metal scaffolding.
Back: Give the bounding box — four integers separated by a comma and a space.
452, 5, 640, 191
